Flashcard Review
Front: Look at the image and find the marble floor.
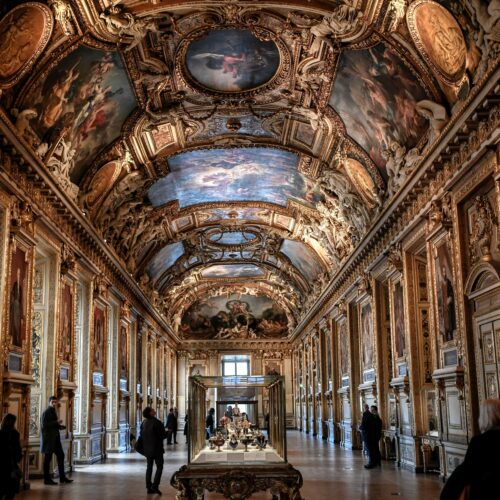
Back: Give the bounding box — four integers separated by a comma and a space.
19, 432, 443, 500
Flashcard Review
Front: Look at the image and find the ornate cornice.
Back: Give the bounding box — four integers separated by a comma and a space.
292, 62, 500, 344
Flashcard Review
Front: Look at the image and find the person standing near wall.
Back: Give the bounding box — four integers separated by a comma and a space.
41, 396, 73, 485
165, 408, 177, 445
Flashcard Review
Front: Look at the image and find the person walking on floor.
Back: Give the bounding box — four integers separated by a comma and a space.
363, 405, 382, 469
41, 396, 73, 485
0, 413, 22, 499
165, 408, 177, 445
141, 407, 167, 495
440, 398, 500, 500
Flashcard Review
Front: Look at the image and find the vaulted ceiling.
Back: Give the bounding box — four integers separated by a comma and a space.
0, 0, 489, 341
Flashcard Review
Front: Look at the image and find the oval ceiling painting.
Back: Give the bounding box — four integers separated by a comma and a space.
185, 28, 280, 93
0, 2, 53, 87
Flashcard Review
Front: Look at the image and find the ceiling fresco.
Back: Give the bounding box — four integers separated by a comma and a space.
329, 42, 429, 170
0, 0, 486, 342
180, 293, 289, 340
200, 264, 266, 279
280, 239, 324, 282
184, 28, 280, 93
147, 147, 320, 209
24, 46, 136, 184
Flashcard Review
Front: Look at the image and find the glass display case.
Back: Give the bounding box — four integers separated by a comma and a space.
171, 375, 303, 499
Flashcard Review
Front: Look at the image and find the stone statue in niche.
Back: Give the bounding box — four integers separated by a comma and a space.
470, 194, 497, 263
307, 2, 364, 54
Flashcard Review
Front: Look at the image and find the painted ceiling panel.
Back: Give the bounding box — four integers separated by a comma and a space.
185, 28, 280, 92
201, 264, 265, 279
180, 293, 288, 339
27, 46, 136, 184
280, 239, 323, 282
148, 147, 319, 208
147, 241, 184, 279
329, 42, 428, 171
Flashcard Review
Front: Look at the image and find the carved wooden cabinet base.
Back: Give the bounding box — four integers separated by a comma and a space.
170, 464, 303, 500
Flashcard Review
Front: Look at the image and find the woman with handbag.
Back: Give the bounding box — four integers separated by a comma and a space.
441, 399, 500, 500
0, 413, 22, 499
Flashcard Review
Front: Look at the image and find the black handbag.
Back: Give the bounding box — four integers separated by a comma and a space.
134, 435, 145, 455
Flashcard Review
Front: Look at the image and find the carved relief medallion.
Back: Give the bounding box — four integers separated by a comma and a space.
0, 3, 53, 87
406, 0, 467, 84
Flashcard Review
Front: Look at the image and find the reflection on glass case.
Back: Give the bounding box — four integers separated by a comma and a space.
172, 375, 303, 499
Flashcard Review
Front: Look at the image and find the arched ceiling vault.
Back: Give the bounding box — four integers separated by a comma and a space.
1, 0, 490, 341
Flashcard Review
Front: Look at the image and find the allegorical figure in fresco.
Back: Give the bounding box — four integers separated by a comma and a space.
440, 265, 456, 342
9, 270, 23, 347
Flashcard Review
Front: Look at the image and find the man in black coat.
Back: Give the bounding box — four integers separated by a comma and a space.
364, 405, 382, 469
165, 408, 177, 445
359, 404, 371, 458
41, 396, 72, 485
141, 407, 167, 494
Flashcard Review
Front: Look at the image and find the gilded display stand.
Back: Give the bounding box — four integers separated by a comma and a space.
171, 375, 303, 499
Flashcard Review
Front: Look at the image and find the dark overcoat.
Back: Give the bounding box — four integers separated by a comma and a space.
141, 417, 167, 458
40, 406, 63, 454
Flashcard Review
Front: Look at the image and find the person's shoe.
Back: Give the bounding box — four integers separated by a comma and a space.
44, 479, 57, 485
147, 488, 155, 494
152, 488, 162, 495
60, 477, 73, 483
364, 464, 376, 469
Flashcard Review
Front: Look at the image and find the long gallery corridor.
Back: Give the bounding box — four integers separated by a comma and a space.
19, 432, 442, 500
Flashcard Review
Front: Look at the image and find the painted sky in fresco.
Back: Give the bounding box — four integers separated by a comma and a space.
147, 242, 184, 279
201, 264, 265, 279
185, 29, 280, 92
28, 46, 136, 184
330, 42, 428, 171
148, 148, 320, 209
280, 239, 323, 281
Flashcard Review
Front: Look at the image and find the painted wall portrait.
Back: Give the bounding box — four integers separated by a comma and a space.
180, 294, 288, 340
9, 247, 28, 348
120, 325, 127, 379
435, 243, 456, 342
329, 42, 428, 170
60, 283, 73, 363
27, 46, 136, 183
148, 147, 320, 209
136, 326, 142, 384
361, 303, 373, 369
201, 264, 265, 279
185, 28, 280, 93
0, 3, 53, 87
265, 360, 282, 376
394, 281, 406, 358
280, 239, 324, 282
339, 321, 349, 376
326, 332, 332, 388
93, 306, 105, 373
